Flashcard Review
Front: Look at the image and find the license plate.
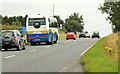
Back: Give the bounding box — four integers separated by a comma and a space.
35, 39, 40, 41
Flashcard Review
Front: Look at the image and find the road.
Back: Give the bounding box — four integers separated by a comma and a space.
2, 38, 98, 72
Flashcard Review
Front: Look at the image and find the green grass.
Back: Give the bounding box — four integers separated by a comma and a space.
80, 37, 118, 72
59, 35, 66, 40
59, 29, 66, 40
2, 25, 21, 31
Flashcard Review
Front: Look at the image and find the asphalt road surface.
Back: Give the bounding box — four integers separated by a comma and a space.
2, 38, 98, 72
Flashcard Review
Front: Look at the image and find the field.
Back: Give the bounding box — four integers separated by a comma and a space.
80, 33, 118, 72
2, 25, 21, 31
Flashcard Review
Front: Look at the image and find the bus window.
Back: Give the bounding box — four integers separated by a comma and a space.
29, 18, 46, 26
48, 18, 58, 28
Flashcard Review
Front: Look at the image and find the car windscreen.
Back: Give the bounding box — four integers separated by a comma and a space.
93, 32, 99, 35
67, 33, 74, 35
1, 31, 14, 37
80, 33, 85, 34
28, 18, 46, 26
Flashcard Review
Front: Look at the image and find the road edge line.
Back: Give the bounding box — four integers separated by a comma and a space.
79, 42, 97, 57
60, 41, 97, 72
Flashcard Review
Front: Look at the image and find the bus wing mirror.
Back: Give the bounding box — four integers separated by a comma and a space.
59, 24, 63, 29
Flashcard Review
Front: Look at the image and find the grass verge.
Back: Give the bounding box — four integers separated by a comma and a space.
80, 37, 118, 72
59, 30, 66, 40
2, 25, 21, 31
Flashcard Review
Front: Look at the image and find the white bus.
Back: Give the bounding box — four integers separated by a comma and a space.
26, 15, 60, 45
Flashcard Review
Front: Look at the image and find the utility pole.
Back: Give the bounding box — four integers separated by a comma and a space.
53, 4, 54, 17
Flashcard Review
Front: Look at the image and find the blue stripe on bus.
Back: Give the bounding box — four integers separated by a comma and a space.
27, 32, 58, 42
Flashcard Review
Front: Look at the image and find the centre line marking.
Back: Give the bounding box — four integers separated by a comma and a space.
5, 55, 16, 59
30, 50, 36, 52
46, 46, 51, 48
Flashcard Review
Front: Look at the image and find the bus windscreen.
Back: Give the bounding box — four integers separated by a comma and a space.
28, 18, 46, 26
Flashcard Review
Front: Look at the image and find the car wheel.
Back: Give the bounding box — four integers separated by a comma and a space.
17, 42, 22, 51
66, 38, 68, 40
74, 38, 76, 40
4, 48, 8, 51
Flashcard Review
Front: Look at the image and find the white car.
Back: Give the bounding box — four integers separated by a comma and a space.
85, 34, 90, 38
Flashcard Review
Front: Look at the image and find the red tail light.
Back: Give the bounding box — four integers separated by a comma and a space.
15, 37, 17, 43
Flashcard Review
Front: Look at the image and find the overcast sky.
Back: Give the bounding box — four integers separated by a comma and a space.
0, 0, 112, 37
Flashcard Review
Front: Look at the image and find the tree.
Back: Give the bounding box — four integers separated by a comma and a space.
0, 15, 2, 24
17, 16, 25, 26
2, 16, 8, 25
11, 21, 16, 25
98, 2, 120, 32
11, 19, 21, 26
53, 15, 67, 32
53, 15, 64, 26
64, 13, 84, 34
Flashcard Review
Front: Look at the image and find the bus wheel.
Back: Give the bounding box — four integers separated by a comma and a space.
49, 42, 53, 45
54, 36, 58, 44
46, 42, 53, 45
30, 42, 34, 46
49, 39, 53, 45
54, 40, 57, 44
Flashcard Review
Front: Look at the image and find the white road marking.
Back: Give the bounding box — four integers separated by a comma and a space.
60, 41, 97, 72
46, 46, 51, 48
60, 63, 73, 72
5, 55, 16, 59
79, 42, 97, 57
30, 50, 36, 52
60, 66, 68, 72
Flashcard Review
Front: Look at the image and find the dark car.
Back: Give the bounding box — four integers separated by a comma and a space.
92, 31, 100, 38
66, 32, 76, 40
1, 30, 26, 51
79, 32, 86, 38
